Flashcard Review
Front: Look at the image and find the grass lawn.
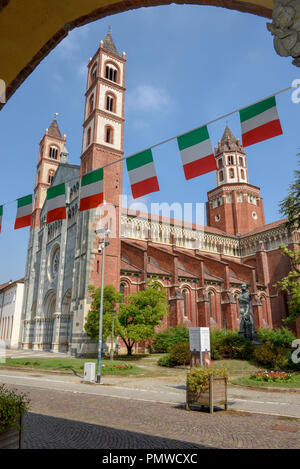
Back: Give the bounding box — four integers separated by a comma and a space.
231, 373, 300, 389
0, 357, 143, 376
211, 359, 258, 374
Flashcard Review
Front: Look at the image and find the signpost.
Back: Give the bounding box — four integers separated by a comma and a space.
189, 327, 211, 368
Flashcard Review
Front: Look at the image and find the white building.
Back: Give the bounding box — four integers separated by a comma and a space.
0, 279, 24, 348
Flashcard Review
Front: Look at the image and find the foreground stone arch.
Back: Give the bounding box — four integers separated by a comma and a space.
0, 0, 273, 107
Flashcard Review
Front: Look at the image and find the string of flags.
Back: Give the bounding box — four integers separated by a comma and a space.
0, 91, 286, 232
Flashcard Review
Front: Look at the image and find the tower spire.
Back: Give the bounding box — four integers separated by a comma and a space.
206, 125, 265, 235
102, 29, 120, 57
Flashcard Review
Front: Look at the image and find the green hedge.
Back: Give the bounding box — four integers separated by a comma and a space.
0, 385, 30, 433
169, 341, 190, 366
156, 326, 298, 370
256, 327, 296, 347
210, 329, 253, 360
187, 367, 228, 394
152, 325, 189, 353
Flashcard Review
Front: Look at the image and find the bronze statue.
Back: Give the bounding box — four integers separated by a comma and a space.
238, 284, 256, 341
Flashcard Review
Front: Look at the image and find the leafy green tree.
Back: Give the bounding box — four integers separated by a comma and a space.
117, 280, 169, 355
279, 158, 300, 230
275, 244, 300, 323
84, 284, 122, 340
276, 158, 300, 322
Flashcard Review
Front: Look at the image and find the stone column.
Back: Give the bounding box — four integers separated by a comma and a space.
32, 225, 48, 350
52, 218, 68, 352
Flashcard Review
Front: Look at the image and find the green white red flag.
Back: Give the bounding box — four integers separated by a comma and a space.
80, 168, 104, 211
177, 125, 217, 180
239, 96, 283, 147
46, 183, 66, 223
126, 149, 159, 199
0, 205, 2, 233
14, 194, 32, 229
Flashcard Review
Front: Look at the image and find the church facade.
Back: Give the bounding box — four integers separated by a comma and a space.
21, 33, 300, 355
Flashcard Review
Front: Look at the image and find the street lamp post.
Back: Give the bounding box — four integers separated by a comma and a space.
110, 309, 116, 361
95, 227, 110, 384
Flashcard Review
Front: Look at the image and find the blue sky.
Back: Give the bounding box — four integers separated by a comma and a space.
0, 4, 299, 283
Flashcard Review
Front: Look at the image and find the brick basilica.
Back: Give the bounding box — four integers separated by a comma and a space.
21, 32, 300, 355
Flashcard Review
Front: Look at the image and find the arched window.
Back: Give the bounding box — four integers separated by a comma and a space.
106, 94, 114, 112
49, 147, 58, 159
219, 170, 224, 182
239, 156, 244, 166
208, 291, 213, 318
241, 169, 245, 179
105, 66, 117, 82
235, 294, 239, 319
120, 283, 127, 302
105, 126, 113, 144
91, 65, 97, 83
218, 158, 223, 169
229, 168, 235, 179
182, 289, 188, 317
228, 155, 234, 165
89, 94, 94, 114
48, 170, 55, 184
282, 292, 289, 318
87, 128, 91, 147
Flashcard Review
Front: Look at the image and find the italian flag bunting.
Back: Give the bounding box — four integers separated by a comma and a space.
80, 168, 104, 211
177, 125, 217, 180
46, 183, 66, 223
14, 194, 32, 229
239, 96, 283, 147
0, 205, 2, 233
126, 149, 160, 199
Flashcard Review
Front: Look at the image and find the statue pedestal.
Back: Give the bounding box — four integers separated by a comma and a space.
251, 340, 263, 346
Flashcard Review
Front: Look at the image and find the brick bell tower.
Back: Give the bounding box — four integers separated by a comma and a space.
206, 126, 265, 235
31, 117, 67, 229
80, 31, 126, 289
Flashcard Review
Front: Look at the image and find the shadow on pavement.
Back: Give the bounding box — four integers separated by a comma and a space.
23, 412, 211, 449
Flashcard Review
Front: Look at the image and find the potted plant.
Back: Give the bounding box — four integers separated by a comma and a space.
0, 385, 30, 449
186, 367, 228, 413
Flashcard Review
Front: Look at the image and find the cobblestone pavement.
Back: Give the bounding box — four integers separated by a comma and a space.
10, 384, 300, 449
1, 368, 300, 418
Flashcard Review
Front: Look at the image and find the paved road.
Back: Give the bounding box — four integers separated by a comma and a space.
7, 383, 300, 449
0, 368, 300, 419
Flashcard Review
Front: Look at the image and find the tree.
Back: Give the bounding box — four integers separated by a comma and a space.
276, 157, 300, 322
117, 280, 169, 355
279, 158, 300, 230
275, 244, 300, 323
84, 284, 122, 341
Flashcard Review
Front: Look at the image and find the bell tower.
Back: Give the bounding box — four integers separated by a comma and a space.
80, 31, 126, 289
31, 116, 67, 229
206, 126, 265, 235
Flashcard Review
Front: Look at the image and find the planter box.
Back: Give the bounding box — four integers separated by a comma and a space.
186, 375, 228, 413
0, 416, 23, 449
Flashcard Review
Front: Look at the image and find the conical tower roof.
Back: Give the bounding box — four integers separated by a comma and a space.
220, 125, 242, 152
48, 117, 62, 139
102, 31, 120, 57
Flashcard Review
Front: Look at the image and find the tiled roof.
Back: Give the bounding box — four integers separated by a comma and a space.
204, 272, 223, 283
0, 278, 24, 292
178, 268, 198, 279
48, 117, 62, 139
102, 31, 119, 57
147, 263, 171, 276
240, 218, 287, 237
218, 125, 243, 152
120, 259, 140, 273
